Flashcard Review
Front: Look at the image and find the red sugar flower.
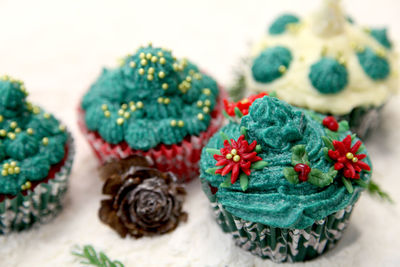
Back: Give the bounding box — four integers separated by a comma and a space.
214, 135, 262, 184
224, 92, 268, 117
328, 135, 370, 179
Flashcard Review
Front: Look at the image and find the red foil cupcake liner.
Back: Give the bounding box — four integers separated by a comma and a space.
78, 90, 226, 182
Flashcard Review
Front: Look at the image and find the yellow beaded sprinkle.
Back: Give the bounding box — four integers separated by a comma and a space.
116, 118, 124, 125
278, 65, 286, 73
136, 102, 143, 108
42, 137, 49, 146
197, 113, 204, 120
158, 71, 165, 78
178, 120, 184, 127
162, 83, 168, 90
10, 121, 17, 129
139, 68, 145, 75
170, 120, 177, 127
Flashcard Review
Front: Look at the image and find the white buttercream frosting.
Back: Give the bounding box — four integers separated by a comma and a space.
246, 0, 399, 115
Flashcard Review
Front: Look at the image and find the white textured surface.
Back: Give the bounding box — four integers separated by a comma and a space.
0, 0, 400, 266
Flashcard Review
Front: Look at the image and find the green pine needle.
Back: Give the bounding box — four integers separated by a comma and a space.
367, 180, 393, 203
72, 245, 124, 267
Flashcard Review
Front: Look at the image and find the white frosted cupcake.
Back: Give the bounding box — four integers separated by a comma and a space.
241, 0, 398, 138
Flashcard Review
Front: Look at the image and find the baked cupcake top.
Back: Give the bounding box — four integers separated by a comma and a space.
0, 76, 68, 196
81, 43, 219, 151
200, 95, 372, 229
245, 0, 398, 115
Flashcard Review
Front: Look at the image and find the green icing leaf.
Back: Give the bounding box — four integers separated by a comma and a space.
269, 91, 278, 98
308, 168, 335, 187
291, 145, 309, 165
283, 167, 299, 184
234, 107, 243, 118
72, 245, 124, 267
342, 176, 354, 194
205, 148, 221, 155
222, 110, 233, 121
251, 160, 268, 170
240, 126, 247, 138
322, 136, 334, 150
255, 144, 262, 153
355, 179, 368, 188
219, 132, 231, 145
206, 167, 221, 175
239, 173, 249, 191
338, 120, 349, 132
220, 175, 231, 188
366, 180, 393, 203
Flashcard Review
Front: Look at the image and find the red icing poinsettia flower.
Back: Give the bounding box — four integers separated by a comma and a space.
213, 135, 262, 184
224, 92, 268, 117
328, 135, 370, 179
322, 116, 339, 131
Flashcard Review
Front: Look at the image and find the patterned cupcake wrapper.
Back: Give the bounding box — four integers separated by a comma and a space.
78, 90, 226, 183
201, 180, 355, 263
336, 105, 383, 140
0, 133, 74, 235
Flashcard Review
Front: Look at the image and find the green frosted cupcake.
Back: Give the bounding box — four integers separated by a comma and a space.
239, 0, 398, 138
0, 75, 74, 234
200, 95, 372, 262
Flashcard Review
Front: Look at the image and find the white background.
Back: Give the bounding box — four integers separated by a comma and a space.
0, 0, 400, 266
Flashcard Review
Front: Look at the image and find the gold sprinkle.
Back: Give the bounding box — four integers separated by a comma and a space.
130, 105, 137, 112
129, 101, 135, 106
163, 98, 170, 104
0, 130, 6, 137
1, 170, 7, 176
101, 104, 108, 111
376, 48, 386, 58
139, 52, 145, 59
162, 83, 169, 90
121, 104, 128, 110
203, 107, 210, 113
43, 113, 51, 119
338, 57, 346, 66
8, 168, 14, 175
352, 157, 358, 163
151, 56, 158, 63
3, 163, 9, 169
140, 59, 147, 66
157, 52, 163, 57
148, 67, 155, 74
21, 185, 26, 190
231, 149, 237, 155
202, 88, 211, 95
116, 118, 124, 125
8, 133, 16, 140
197, 100, 203, 107
59, 125, 66, 132
278, 65, 286, 74
14, 167, 20, 174
147, 74, 154, 81
194, 73, 202, 80
233, 155, 241, 162
178, 120, 184, 127
186, 76, 192, 82
170, 120, 177, 127
15, 128, 21, 133
139, 68, 145, 75
32, 107, 40, 114
346, 152, 354, 160
159, 57, 166, 64
10, 122, 17, 129
146, 53, 152, 59
197, 113, 204, 120
27, 128, 34, 135
118, 109, 124, 116
104, 111, 111, 117
0, 115, 3, 122
124, 112, 130, 119
136, 101, 144, 108
10, 161, 16, 167
42, 137, 49, 146
25, 181, 31, 189
158, 71, 165, 78
129, 61, 136, 68
226, 154, 233, 160
204, 100, 211, 106
157, 97, 164, 103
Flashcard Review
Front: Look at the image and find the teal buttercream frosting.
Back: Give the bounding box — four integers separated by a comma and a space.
269, 14, 300, 35
0, 76, 68, 196
357, 47, 390, 80
200, 96, 372, 229
309, 57, 348, 94
370, 28, 392, 49
251, 46, 292, 83
82, 44, 219, 151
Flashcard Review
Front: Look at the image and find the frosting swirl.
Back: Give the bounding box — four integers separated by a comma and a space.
200, 96, 372, 229
82, 44, 219, 151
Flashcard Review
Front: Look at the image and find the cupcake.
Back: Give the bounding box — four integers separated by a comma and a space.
78, 43, 225, 182
0, 75, 74, 234
241, 0, 398, 138
98, 155, 187, 238
200, 95, 372, 262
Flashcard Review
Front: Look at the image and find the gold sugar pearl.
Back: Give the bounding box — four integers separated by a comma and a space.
43, 113, 51, 119
3, 163, 9, 169
197, 100, 203, 107
118, 109, 124, 116
157, 97, 164, 104
177, 120, 184, 127
0, 115, 3, 122
278, 65, 286, 74
1, 170, 7, 176
202, 88, 211, 95
116, 118, 124, 125
186, 76, 192, 82
148, 67, 155, 74
8, 168, 14, 175
158, 71, 165, 79
170, 120, 177, 127
159, 57, 166, 64
42, 137, 49, 146
204, 100, 211, 106
0, 129, 6, 137
139, 68, 145, 75
352, 157, 358, 163
15, 128, 21, 133
147, 74, 154, 81
146, 53, 152, 60
151, 56, 158, 63
233, 155, 241, 162
101, 104, 108, 111
27, 128, 34, 135
124, 112, 130, 119
121, 104, 128, 110
203, 107, 210, 113
130, 105, 137, 112
8, 133, 16, 140
139, 52, 145, 59
163, 98, 170, 104
129, 61, 136, 68
157, 52, 163, 57
194, 73, 202, 80
10, 121, 17, 129
25, 181, 32, 189
162, 83, 169, 90
226, 154, 233, 160
136, 102, 144, 108
59, 125, 66, 132
10, 161, 16, 167
231, 149, 237, 155
197, 113, 204, 120
14, 167, 20, 174
140, 59, 147, 66
104, 111, 111, 117
346, 152, 354, 160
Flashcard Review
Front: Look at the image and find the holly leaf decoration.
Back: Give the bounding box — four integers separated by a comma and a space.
307, 167, 336, 187
321, 136, 334, 150
291, 145, 309, 166
239, 173, 249, 191
283, 167, 299, 184
251, 160, 268, 170
220, 175, 231, 188
206, 148, 221, 155
338, 120, 349, 132
326, 129, 339, 141
342, 176, 354, 193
